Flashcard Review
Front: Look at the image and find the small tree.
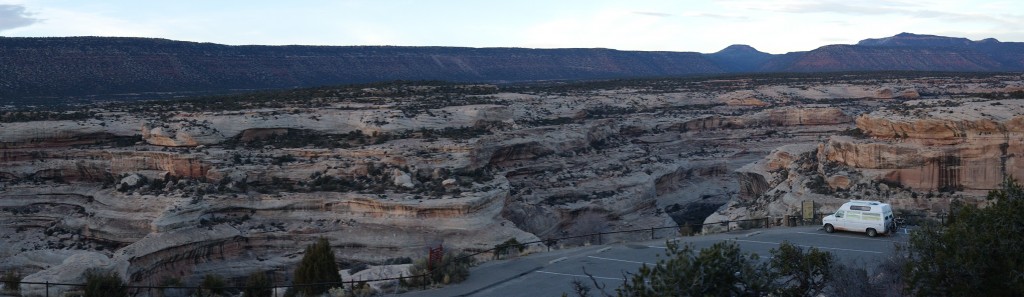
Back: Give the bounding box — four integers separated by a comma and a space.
289, 237, 342, 297
769, 241, 835, 296
577, 241, 839, 297
403, 251, 475, 288
615, 241, 773, 296
243, 271, 273, 297
200, 274, 227, 296
903, 177, 1024, 296
1, 271, 21, 294
83, 269, 128, 297
493, 238, 526, 260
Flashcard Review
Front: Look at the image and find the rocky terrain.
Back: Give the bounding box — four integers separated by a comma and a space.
2, 73, 1024, 295
3, 33, 1024, 101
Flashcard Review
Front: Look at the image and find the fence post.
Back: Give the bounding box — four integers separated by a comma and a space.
651, 227, 655, 240
597, 232, 602, 245
724, 221, 730, 232
765, 217, 770, 228
45, 281, 49, 297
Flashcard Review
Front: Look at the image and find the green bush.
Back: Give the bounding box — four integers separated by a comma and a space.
403, 251, 475, 288
493, 238, 526, 260
200, 274, 227, 296
616, 241, 772, 296
243, 271, 272, 297
903, 177, 1024, 296
603, 241, 835, 297
1, 271, 20, 294
769, 241, 835, 296
288, 238, 342, 297
83, 269, 127, 297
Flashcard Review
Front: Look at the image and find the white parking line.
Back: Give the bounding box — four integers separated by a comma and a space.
794, 232, 900, 242
587, 256, 651, 265
732, 239, 883, 254
535, 270, 624, 281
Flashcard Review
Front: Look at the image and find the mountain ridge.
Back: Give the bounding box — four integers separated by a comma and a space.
2, 33, 1023, 101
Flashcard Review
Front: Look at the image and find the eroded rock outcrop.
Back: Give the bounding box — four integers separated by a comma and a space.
829, 99, 1024, 190
4, 76, 1020, 289
709, 98, 1023, 227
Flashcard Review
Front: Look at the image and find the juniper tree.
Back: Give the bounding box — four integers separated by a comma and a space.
289, 237, 342, 296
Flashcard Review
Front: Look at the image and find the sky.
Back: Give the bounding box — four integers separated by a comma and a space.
0, 0, 1021, 54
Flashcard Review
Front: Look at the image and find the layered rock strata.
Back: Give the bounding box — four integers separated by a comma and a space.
2, 75, 1020, 294
708, 98, 1024, 228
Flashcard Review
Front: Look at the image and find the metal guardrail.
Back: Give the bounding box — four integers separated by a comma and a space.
1, 216, 804, 296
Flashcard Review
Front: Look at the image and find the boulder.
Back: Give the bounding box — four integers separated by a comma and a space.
827, 175, 852, 190
117, 174, 146, 190
392, 170, 415, 188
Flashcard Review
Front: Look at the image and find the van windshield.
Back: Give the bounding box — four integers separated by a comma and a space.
835, 210, 844, 218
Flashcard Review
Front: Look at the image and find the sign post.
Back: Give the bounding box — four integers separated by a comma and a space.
802, 200, 814, 222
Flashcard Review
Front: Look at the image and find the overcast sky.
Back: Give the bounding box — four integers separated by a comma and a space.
0, 0, 1021, 54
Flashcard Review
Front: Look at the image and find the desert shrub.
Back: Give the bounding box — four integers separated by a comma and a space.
770, 241, 836, 296
805, 175, 832, 194
1, 271, 20, 294
402, 251, 475, 288
493, 238, 526, 260
902, 177, 1024, 296
200, 274, 227, 296
287, 238, 342, 297
328, 281, 375, 297
616, 241, 772, 296
242, 271, 272, 297
595, 241, 836, 297
83, 269, 127, 297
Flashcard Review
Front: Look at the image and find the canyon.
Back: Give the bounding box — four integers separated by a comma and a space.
2, 73, 1024, 295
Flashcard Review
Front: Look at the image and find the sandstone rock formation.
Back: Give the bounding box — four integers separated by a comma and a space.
708, 97, 1024, 228
2, 74, 1022, 294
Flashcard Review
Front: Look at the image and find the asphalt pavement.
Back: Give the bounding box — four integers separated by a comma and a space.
398, 225, 908, 297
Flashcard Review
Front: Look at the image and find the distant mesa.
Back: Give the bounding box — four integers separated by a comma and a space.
857, 32, 978, 47
707, 44, 773, 72
713, 44, 767, 55
1, 33, 1023, 102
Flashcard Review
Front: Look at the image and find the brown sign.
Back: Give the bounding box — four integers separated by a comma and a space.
802, 201, 814, 220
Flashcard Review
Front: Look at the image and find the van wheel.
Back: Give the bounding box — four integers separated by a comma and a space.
867, 228, 877, 237
824, 224, 834, 233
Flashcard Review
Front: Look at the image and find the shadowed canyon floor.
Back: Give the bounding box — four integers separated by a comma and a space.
2, 73, 1023, 294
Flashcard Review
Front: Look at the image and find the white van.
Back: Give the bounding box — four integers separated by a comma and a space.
822, 200, 895, 237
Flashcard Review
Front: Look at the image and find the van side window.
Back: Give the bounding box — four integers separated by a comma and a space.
850, 205, 871, 211
835, 210, 844, 218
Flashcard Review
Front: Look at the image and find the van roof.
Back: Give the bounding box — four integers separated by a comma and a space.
848, 200, 884, 205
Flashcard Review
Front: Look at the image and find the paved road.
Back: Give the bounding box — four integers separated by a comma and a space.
402, 226, 909, 297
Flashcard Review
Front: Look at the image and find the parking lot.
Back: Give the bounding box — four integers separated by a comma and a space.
411, 225, 909, 297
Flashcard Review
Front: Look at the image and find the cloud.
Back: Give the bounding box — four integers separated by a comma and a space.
632, 11, 672, 17
0, 4, 40, 31
681, 12, 749, 20
744, 0, 1021, 26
